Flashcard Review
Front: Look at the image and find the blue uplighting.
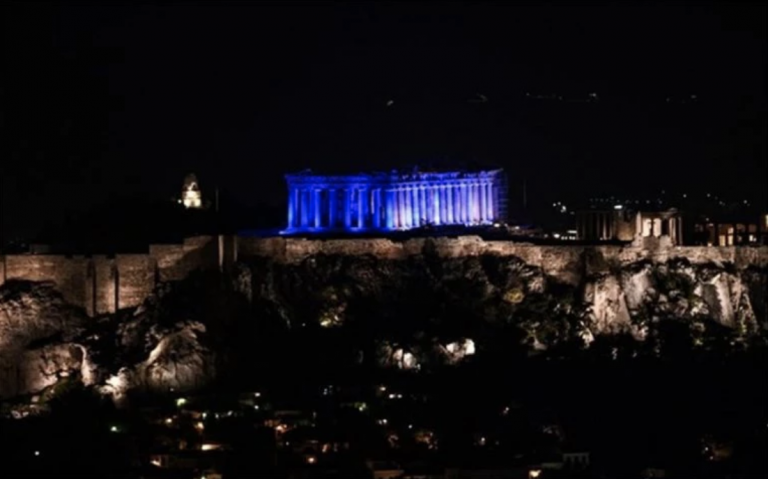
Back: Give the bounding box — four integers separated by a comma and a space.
282, 169, 506, 234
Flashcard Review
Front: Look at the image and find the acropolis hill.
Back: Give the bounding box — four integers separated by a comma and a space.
1, 231, 767, 400
2, 234, 767, 320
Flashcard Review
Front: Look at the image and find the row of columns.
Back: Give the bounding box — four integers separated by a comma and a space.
389, 181, 495, 229
578, 211, 617, 241
287, 187, 384, 229
286, 180, 497, 231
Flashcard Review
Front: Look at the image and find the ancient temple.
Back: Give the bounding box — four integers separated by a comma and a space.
283, 169, 507, 233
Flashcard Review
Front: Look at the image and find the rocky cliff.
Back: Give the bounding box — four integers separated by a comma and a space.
243, 245, 767, 370
0, 239, 766, 405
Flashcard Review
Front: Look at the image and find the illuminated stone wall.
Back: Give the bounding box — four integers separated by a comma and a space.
2, 234, 765, 317
0, 236, 221, 317
237, 236, 768, 282
284, 169, 506, 233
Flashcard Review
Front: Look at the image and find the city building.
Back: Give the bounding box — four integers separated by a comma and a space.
576, 207, 684, 245
283, 168, 508, 233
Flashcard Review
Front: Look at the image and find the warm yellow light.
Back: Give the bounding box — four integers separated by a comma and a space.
201, 443, 221, 451
194, 422, 204, 432
176, 398, 187, 407
306, 455, 317, 464
529, 470, 542, 479
165, 418, 173, 425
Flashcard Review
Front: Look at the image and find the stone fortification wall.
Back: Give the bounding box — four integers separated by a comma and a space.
148, 235, 218, 281
0, 236, 219, 316
237, 236, 768, 282
1, 235, 766, 316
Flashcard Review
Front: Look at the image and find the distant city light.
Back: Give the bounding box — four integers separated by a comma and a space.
176, 398, 187, 407
110, 426, 119, 433
614, 205, 623, 210
529, 470, 542, 479
34, 451, 40, 457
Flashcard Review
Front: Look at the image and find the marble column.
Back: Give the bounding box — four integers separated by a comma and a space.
433, 186, 441, 225
479, 183, 486, 222
328, 189, 337, 228
414, 186, 421, 226
419, 186, 427, 226
447, 185, 455, 224
287, 187, 296, 228
402, 186, 413, 228
313, 189, 321, 228
343, 188, 352, 229
373, 189, 380, 228
456, 182, 467, 224
385, 189, 394, 229
357, 187, 364, 228
300, 189, 309, 227
486, 183, 494, 221
435, 185, 448, 225
457, 183, 463, 222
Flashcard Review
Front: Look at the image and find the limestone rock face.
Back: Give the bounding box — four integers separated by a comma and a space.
0, 343, 88, 398
586, 259, 763, 339
1, 246, 766, 402
135, 321, 214, 393
0, 279, 217, 403
0, 281, 85, 351
0, 282, 89, 398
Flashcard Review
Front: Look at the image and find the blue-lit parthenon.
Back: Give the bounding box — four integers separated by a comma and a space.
283, 169, 507, 233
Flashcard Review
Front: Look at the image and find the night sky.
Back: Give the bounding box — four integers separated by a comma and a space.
1, 2, 766, 239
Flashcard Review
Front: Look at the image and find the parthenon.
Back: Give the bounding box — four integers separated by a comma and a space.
283, 169, 506, 233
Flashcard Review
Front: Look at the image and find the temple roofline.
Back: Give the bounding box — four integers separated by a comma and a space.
285, 168, 504, 185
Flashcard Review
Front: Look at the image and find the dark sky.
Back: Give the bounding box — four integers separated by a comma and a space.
1, 2, 766, 238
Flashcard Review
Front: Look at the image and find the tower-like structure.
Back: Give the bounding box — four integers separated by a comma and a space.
181, 173, 203, 209
283, 168, 507, 233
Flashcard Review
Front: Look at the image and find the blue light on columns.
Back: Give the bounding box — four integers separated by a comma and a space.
282, 168, 506, 234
